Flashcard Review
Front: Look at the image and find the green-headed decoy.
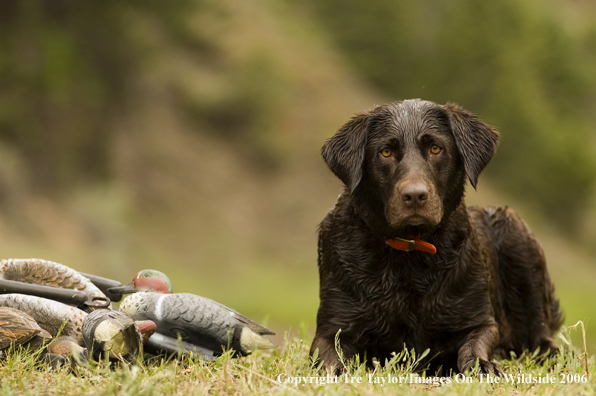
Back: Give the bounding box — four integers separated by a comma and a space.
109, 270, 276, 357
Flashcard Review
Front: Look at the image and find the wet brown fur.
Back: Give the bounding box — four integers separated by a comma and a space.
311, 99, 562, 375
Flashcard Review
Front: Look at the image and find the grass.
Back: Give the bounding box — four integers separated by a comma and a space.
0, 325, 594, 395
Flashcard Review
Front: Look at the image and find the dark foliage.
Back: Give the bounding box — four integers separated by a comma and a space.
0, 0, 196, 192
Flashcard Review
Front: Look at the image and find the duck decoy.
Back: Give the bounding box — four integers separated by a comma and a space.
0, 307, 77, 369
0, 259, 110, 310
0, 307, 70, 369
0, 306, 52, 350
109, 270, 276, 357
0, 279, 104, 311
0, 293, 87, 360
82, 309, 156, 361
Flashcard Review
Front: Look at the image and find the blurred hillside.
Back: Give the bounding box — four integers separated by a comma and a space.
0, 0, 378, 335
0, 0, 595, 352
305, 0, 596, 234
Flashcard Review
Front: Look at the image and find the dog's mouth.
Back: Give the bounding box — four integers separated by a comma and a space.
387, 213, 439, 230
401, 214, 430, 226
385, 197, 443, 231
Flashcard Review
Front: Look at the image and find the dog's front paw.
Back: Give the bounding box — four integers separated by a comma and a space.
478, 359, 504, 377
331, 364, 346, 376
460, 358, 504, 377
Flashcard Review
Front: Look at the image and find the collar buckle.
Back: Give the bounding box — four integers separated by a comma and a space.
394, 237, 416, 252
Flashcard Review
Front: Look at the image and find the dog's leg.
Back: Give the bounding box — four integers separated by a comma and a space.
311, 331, 351, 375
311, 327, 359, 375
457, 323, 504, 376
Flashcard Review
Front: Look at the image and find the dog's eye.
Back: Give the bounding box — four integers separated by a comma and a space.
380, 148, 393, 158
430, 145, 442, 155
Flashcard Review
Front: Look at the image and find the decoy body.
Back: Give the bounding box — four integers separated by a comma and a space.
0, 259, 163, 364
0, 259, 110, 309
109, 270, 276, 356
0, 294, 87, 359
0, 307, 52, 350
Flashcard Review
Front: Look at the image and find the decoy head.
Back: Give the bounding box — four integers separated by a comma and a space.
107, 269, 173, 295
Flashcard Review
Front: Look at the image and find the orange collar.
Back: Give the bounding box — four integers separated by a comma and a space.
386, 237, 437, 255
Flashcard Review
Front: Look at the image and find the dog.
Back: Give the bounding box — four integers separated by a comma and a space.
310, 99, 562, 375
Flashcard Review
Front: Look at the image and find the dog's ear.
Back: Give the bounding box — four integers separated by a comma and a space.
443, 103, 500, 189
321, 111, 371, 191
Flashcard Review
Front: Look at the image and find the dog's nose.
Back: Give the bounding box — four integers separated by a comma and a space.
400, 183, 429, 208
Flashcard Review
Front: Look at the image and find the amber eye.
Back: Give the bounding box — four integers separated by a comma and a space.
380, 148, 393, 157
430, 145, 442, 155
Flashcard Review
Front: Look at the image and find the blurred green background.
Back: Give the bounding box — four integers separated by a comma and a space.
0, 0, 595, 353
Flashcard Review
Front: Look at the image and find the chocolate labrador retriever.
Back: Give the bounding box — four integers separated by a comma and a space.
311, 99, 562, 375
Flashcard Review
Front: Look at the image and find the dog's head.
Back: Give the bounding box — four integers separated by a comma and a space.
322, 99, 499, 235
